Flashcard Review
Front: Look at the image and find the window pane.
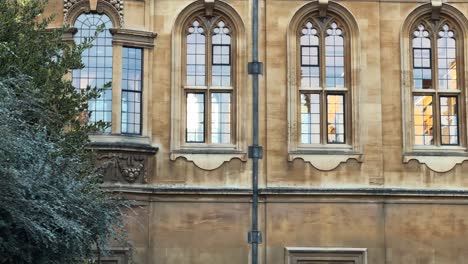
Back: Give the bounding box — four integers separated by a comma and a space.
414, 95, 434, 145
301, 93, 321, 144
211, 93, 231, 144
212, 21, 231, 87
440, 96, 459, 145
300, 21, 320, 89
412, 25, 432, 90
327, 94, 345, 143
121, 47, 143, 135
186, 20, 206, 86
438, 24, 457, 90
73, 13, 113, 132
186, 93, 205, 143
325, 23, 345, 89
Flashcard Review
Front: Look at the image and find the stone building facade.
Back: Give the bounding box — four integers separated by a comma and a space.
45, 0, 468, 263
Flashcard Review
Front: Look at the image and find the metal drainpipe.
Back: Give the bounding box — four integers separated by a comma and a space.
247, 0, 262, 263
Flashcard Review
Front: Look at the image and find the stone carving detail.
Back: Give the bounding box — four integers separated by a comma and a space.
64, 0, 124, 26
96, 153, 149, 184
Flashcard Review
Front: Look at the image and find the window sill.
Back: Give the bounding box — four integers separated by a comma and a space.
288, 149, 363, 171
403, 150, 468, 172
170, 148, 247, 171
89, 134, 158, 154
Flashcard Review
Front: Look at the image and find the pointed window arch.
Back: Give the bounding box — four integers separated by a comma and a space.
170, 1, 248, 170
184, 17, 234, 144
287, 2, 362, 171
299, 19, 347, 145
410, 21, 460, 146
401, 4, 468, 172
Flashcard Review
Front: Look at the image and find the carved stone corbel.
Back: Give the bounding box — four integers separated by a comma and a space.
204, 0, 216, 17
431, 0, 443, 20
92, 142, 158, 184
318, 0, 329, 18
89, 0, 98, 11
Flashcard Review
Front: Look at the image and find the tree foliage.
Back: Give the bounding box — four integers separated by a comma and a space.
0, 1, 126, 263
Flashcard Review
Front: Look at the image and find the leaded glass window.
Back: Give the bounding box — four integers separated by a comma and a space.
299, 19, 348, 145
184, 18, 233, 144
411, 22, 460, 146
72, 13, 113, 132
121, 47, 143, 135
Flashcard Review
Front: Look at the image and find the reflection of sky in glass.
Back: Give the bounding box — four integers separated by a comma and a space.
300, 93, 321, 144
122, 47, 142, 135
72, 13, 113, 132
212, 21, 231, 87
186, 93, 205, 142
300, 21, 320, 88
211, 93, 231, 144
186, 20, 206, 86
440, 96, 458, 145
412, 24, 432, 89
438, 24, 457, 90
325, 23, 345, 88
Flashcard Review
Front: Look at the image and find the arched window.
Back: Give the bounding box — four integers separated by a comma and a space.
287, 2, 361, 171
170, 1, 248, 171
401, 4, 468, 173
299, 19, 347, 145
72, 13, 113, 132
184, 18, 234, 144
411, 22, 460, 146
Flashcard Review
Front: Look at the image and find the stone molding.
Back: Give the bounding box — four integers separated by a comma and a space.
403, 152, 468, 173
170, 149, 247, 171
285, 247, 367, 264
109, 28, 157, 48
288, 150, 363, 171
98, 247, 130, 264
64, 0, 124, 27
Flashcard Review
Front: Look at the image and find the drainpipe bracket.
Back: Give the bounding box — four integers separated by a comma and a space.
248, 61, 263, 75
248, 231, 263, 244
248, 145, 263, 159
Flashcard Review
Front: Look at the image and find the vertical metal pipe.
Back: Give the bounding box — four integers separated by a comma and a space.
251, 0, 260, 264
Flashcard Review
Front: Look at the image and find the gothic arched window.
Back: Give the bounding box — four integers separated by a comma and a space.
299, 19, 348, 145
184, 18, 234, 145
401, 4, 468, 172
287, 2, 361, 171
411, 22, 460, 146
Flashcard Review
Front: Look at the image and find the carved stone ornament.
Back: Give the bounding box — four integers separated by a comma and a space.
431, 0, 443, 20
96, 153, 149, 184
318, 0, 329, 17
64, 0, 124, 27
